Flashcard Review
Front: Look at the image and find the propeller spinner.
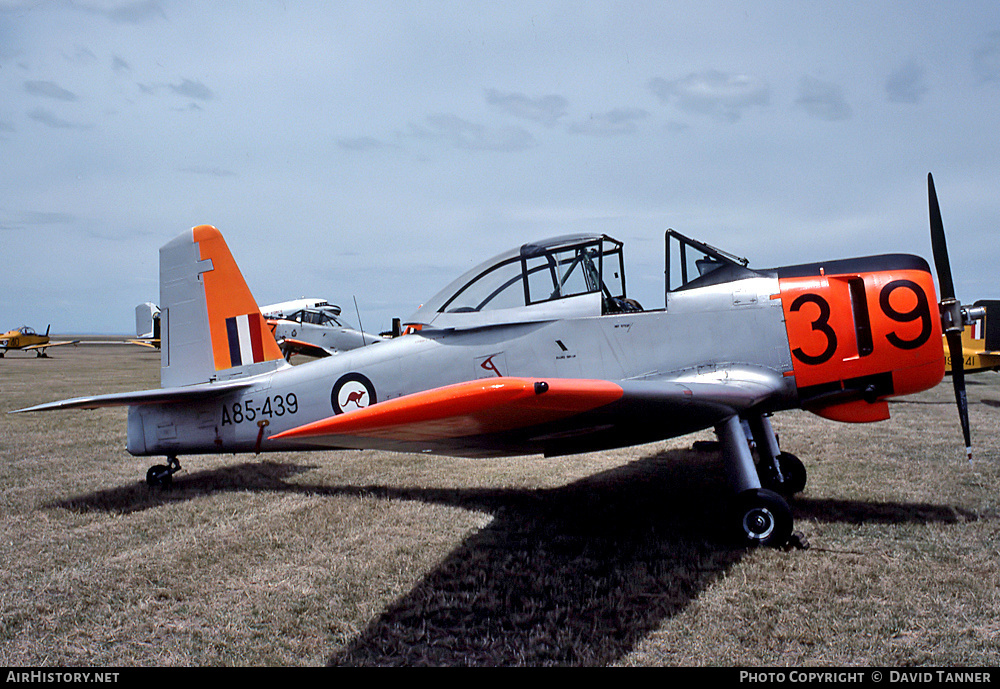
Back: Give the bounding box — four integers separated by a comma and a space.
928, 172, 982, 461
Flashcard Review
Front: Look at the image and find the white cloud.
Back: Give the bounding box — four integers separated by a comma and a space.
69, 0, 167, 25
648, 70, 770, 121
973, 30, 1000, 83
24, 80, 77, 101
408, 114, 537, 152
566, 108, 649, 136
485, 89, 568, 127
167, 78, 214, 101
885, 61, 928, 104
27, 107, 92, 129
794, 75, 852, 121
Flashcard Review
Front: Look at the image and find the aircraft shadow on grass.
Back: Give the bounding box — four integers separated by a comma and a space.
48, 446, 984, 666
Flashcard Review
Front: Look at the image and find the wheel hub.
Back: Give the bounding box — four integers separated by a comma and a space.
744, 507, 775, 540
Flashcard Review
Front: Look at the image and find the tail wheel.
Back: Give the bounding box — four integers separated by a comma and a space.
733, 488, 793, 548
145, 455, 181, 489
146, 465, 173, 488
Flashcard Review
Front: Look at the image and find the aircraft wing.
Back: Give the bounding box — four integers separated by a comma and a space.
270, 365, 789, 457
968, 352, 1000, 373
124, 338, 160, 349
24, 340, 80, 350
11, 379, 255, 413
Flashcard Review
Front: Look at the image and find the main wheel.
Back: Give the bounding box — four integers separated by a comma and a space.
732, 488, 793, 548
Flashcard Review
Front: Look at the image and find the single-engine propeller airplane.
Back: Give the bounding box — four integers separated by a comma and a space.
137, 298, 383, 359
267, 304, 385, 359
0, 325, 79, 357
12, 174, 981, 548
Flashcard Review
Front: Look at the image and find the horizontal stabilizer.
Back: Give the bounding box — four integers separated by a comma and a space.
11, 379, 253, 413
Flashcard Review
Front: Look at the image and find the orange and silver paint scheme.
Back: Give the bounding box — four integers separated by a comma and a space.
14, 209, 969, 548
777, 255, 944, 423
194, 225, 285, 372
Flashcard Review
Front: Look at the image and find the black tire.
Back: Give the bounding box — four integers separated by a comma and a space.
146, 464, 173, 488
775, 452, 806, 495
732, 488, 793, 548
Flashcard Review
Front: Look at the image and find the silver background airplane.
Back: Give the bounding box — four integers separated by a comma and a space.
266, 304, 385, 359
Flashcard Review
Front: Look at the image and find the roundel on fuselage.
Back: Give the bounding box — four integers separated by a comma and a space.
331, 372, 377, 414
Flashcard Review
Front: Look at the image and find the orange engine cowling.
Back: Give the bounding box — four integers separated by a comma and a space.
777, 254, 945, 423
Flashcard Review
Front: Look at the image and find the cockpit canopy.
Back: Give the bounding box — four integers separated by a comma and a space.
407, 234, 637, 329
284, 308, 346, 328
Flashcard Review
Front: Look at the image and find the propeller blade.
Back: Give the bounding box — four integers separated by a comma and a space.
928, 172, 973, 461
946, 331, 973, 462
928, 173, 956, 301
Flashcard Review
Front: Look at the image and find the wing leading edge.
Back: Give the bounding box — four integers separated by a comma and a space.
23, 340, 80, 351
272, 377, 624, 443
270, 366, 790, 457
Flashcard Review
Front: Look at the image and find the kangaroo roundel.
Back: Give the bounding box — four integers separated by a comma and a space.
332, 373, 377, 414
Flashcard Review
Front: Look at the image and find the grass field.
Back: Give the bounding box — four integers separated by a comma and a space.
1, 344, 998, 666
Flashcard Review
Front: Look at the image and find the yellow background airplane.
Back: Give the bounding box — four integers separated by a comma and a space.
0, 325, 79, 358
945, 300, 1000, 374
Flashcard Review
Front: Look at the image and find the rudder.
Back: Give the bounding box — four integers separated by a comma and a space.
160, 225, 285, 387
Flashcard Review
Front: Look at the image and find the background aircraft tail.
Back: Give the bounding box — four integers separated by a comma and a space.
973, 300, 1000, 352
159, 225, 286, 387
135, 302, 160, 339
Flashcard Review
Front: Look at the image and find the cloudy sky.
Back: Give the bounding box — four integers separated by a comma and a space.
2, 0, 999, 335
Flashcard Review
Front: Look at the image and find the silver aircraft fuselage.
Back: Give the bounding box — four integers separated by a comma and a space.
127, 274, 794, 458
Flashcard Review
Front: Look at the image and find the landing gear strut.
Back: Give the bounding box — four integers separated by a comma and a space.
746, 414, 807, 496
146, 455, 181, 488
716, 414, 800, 548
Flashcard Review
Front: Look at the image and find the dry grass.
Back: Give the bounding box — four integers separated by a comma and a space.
1, 344, 998, 666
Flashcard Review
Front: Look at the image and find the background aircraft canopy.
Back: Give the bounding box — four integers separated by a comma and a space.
282, 308, 349, 328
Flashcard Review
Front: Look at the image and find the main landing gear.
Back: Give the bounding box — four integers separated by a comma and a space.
715, 414, 808, 549
146, 455, 181, 488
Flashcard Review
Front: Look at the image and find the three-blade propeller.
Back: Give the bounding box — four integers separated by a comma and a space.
928, 172, 976, 461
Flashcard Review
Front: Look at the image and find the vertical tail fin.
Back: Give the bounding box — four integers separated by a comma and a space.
976, 300, 1000, 352
159, 225, 286, 387
134, 302, 160, 339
